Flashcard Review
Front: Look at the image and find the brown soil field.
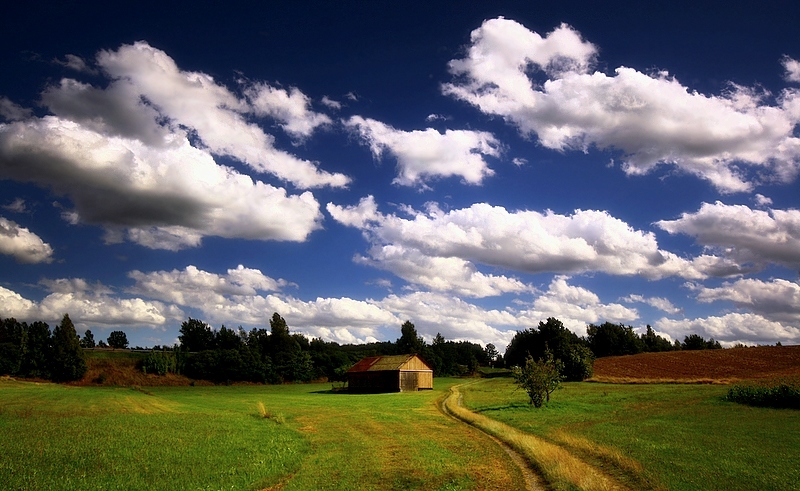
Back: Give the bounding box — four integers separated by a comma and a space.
591, 345, 800, 383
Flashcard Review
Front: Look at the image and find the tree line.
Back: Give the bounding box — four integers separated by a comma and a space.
1, 312, 725, 385
0, 314, 87, 382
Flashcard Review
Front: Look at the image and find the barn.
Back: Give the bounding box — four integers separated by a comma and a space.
347, 354, 433, 393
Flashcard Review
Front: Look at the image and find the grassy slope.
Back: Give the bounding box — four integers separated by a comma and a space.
461, 378, 800, 491
0, 378, 526, 491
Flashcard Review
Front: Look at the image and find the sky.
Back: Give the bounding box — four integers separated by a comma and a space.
1, 1, 799, 351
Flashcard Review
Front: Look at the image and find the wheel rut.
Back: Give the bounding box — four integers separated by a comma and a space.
438, 385, 547, 491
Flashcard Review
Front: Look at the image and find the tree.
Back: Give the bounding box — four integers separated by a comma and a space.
179, 318, 215, 352
0, 318, 27, 376
397, 320, 424, 354
22, 321, 52, 379
682, 334, 722, 350
512, 351, 563, 407
80, 329, 96, 349
586, 322, 643, 357
485, 343, 499, 367
51, 314, 87, 382
107, 330, 129, 350
640, 325, 675, 352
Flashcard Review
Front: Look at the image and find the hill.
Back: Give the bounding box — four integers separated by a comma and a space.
592, 345, 800, 383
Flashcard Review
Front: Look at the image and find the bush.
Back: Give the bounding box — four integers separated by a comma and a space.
726, 378, 800, 409
141, 350, 178, 376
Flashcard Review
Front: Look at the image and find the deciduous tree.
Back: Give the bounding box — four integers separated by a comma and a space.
512, 351, 563, 407
107, 330, 129, 350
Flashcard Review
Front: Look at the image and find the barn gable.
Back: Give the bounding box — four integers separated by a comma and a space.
347, 354, 433, 393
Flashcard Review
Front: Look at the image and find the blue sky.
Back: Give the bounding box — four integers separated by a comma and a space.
1, 1, 799, 351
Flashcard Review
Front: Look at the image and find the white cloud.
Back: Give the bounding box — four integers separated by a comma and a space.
320, 96, 342, 110
53, 54, 97, 74
0, 216, 53, 263
0, 117, 324, 250
127, 264, 398, 344
656, 312, 800, 346
0, 286, 36, 318
753, 193, 773, 207
94, 42, 348, 189
0, 282, 182, 330
783, 56, 800, 83
128, 265, 289, 307
3, 198, 27, 213
656, 201, 800, 271
519, 276, 639, 336
245, 83, 332, 139
345, 116, 501, 188
443, 17, 800, 193
328, 196, 710, 297
0, 97, 32, 121
378, 291, 520, 348
693, 277, 800, 324
621, 294, 682, 315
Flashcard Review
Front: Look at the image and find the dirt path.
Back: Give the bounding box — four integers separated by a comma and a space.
438, 385, 547, 491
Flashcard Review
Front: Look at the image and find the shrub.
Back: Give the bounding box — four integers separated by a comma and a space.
726, 378, 800, 409
141, 350, 178, 376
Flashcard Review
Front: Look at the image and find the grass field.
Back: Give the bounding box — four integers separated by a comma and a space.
4, 346, 800, 490
0, 378, 525, 491
460, 378, 800, 491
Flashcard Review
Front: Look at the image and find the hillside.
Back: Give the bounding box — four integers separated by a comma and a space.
74, 350, 197, 386
592, 345, 800, 383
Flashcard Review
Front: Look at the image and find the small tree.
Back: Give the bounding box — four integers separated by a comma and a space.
80, 329, 96, 349
107, 330, 129, 350
512, 351, 563, 407
485, 343, 499, 368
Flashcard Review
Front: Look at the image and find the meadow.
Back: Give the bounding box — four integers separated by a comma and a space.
0, 377, 525, 491
2, 346, 800, 491
459, 378, 800, 491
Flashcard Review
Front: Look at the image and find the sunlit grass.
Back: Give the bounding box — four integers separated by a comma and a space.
444, 383, 624, 491
460, 378, 800, 491
0, 378, 526, 491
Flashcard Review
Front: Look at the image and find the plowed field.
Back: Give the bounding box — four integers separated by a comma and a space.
592, 345, 800, 383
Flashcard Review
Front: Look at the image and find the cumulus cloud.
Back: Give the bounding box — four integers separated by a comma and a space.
0, 216, 53, 263
519, 276, 639, 336
0, 41, 355, 250
443, 17, 800, 193
128, 265, 290, 307
783, 56, 800, 83
95, 42, 348, 188
0, 117, 324, 250
345, 116, 501, 188
320, 96, 342, 110
656, 313, 800, 346
128, 264, 399, 344
245, 83, 332, 139
621, 294, 682, 315
656, 201, 800, 271
3, 198, 27, 213
0, 97, 32, 121
328, 196, 713, 297
0, 282, 182, 330
692, 277, 800, 324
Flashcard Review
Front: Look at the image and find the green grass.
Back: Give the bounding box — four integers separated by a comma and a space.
460, 378, 800, 491
0, 378, 525, 491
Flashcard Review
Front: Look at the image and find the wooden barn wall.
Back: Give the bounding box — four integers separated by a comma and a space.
399, 371, 433, 391
348, 371, 400, 393
400, 357, 430, 371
